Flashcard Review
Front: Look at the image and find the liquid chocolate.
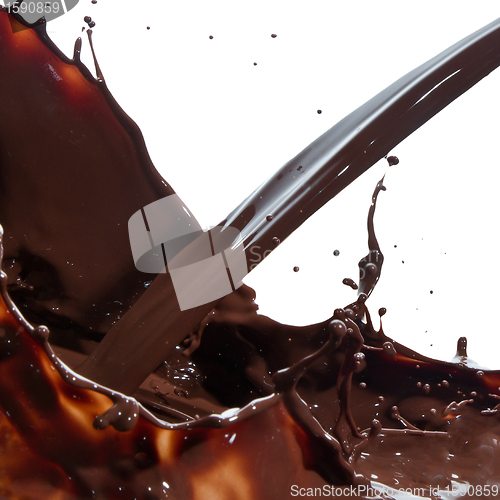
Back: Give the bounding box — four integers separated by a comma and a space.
79, 11, 500, 395
1, 7, 500, 500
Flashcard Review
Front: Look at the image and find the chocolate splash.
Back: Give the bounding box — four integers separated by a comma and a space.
1, 7, 500, 500
81, 12, 500, 393
1, 203, 500, 497
1, 202, 500, 497
357, 177, 385, 298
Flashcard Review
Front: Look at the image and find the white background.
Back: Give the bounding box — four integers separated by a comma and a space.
4, 1, 500, 368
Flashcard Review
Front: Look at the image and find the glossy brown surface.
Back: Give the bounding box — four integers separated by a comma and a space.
1, 8, 500, 500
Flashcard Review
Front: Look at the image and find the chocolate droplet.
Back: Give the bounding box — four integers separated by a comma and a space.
456, 337, 468, 358
328, 319, 347, 339
333, 249, 340, 256
342, 278, 358, 290
293, 266, 299, 272
387, 155, 399, 166
83, 16, 95, 28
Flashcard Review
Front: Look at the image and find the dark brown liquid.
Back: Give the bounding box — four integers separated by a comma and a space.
77, 10, 500, 395
1, 8, 500, 500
